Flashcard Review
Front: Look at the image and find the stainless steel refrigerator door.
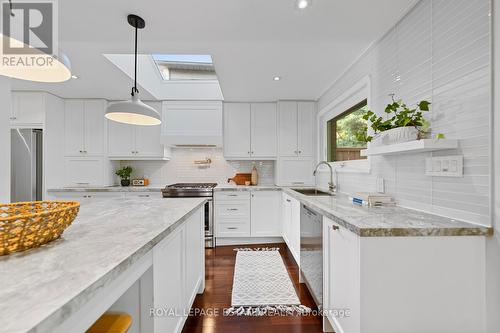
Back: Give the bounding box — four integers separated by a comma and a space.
11, 129, 43, 202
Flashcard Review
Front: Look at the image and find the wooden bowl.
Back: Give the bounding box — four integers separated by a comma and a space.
0, 201, 80, 255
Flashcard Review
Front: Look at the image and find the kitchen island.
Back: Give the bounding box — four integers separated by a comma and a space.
0, 197, 206, 333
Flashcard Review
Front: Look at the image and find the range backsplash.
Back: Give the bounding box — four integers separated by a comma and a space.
118, 148, 275, 186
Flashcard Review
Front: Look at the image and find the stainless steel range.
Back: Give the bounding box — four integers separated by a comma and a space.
162, 183, 217, 248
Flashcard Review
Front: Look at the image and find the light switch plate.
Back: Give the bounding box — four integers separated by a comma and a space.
376, 177, 385, 193
425, 155, 463, 177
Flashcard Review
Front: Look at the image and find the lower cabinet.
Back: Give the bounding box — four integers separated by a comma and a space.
322, 216, 487, 333
47, 191, 123, 205
153, 208, 204, 333
281, 192, 300, 264
214, 190, 282, 238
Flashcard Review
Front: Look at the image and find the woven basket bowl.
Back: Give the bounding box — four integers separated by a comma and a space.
0, 201, 80, 256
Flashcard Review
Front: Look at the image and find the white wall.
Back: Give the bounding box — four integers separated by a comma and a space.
0, 77, 11, 202
118, 148, 275, 186
317, 0, 492, 226
487, 1, 500, 332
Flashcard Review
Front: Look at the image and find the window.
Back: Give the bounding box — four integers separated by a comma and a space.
152, 54, 218, 81
326, 100, 368, 162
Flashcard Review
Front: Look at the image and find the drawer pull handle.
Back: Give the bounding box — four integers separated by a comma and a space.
332, 225, 340, 231
138, 195, 150, 198
227, 194, 238, 197
227, 227, 238, 230
227, 208, 238, 211
286, 199, 291, 202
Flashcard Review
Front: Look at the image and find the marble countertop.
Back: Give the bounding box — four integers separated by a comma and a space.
214, 184, 280, 191
282, 188, 493, 237
47, 185, 165, 192
0, 197, 207, 333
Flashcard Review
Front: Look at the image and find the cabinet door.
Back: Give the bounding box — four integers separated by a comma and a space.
277, 158, 315, 186
12, 92, 45, 125
10, 94, 18, 121
107, 120, 135, 157
153, 228, 185, 333
63, 157, 105, 187
297, 102, 315, 157
250, 103, 277, 158
64, 100, 85, 156
135, 125, 163, 157
278, 101, 298, 157
223, 103, 251, 158
325, 217, 360, 333
251, 191, 281, 237
84, 100, 105, 156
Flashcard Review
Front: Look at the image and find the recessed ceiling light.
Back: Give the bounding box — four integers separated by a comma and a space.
71, 75, 78, 79
296, 0, 311, 9
273, 76, 281, 81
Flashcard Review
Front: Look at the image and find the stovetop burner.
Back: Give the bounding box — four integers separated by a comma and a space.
162, 183, 217, 198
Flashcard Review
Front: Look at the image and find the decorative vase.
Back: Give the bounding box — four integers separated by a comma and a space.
121, 179, 130, 187
251, 166, 259, 185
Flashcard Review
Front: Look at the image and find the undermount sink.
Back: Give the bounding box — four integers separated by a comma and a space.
291, 188, 334, 196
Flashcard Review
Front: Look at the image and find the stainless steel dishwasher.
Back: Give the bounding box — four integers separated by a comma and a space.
300, 204, 323, 308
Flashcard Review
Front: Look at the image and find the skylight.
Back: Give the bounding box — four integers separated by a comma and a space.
152, 54, 217, 81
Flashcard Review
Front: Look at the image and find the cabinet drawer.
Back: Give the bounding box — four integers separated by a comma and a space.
215, 191, 250, 201
215, 202, 250, 219
125, 192, 161, 199
217, 223, 250, 237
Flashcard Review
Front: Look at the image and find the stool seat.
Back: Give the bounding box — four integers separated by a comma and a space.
86, 313, 132, 333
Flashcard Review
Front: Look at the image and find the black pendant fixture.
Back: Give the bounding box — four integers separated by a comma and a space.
105, 14, 161, 126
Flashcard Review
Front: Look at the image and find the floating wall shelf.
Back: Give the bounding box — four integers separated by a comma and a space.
360, 139, 458, 157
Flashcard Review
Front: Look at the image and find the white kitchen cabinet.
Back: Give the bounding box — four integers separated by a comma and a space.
250, 191, 281, 237
322, 216, 486, 333
276, 157, 315, 186
223, 103, 251, 158
281, 192, 300, 265
278, 101, 315, 157
223, 102, 277, 159
10, 92, 45, 126
250, 103, 277, 158
215, 191, 251, 237
153, 208, 204, 333
108, 121, 169, 160
63, 157, 109, 188
64, 99, 106, 156
276, 101, 316, 186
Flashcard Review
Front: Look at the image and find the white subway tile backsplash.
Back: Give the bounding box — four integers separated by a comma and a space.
118, 148, 275, 186
318, 0, 491, 226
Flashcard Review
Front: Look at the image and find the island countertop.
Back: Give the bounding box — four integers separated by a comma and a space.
0, 197, 207, 333
281, 188, 493, 237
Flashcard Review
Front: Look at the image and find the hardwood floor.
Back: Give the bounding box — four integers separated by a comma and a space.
181, 243, 324, 333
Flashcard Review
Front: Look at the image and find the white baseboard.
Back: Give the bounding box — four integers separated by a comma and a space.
215, 237, 284, 246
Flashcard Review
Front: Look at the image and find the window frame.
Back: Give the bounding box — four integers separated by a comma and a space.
327, 99, 368, 162
317, 76, 372, 174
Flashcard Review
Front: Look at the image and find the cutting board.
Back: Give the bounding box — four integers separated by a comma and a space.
228, 173, 252, 185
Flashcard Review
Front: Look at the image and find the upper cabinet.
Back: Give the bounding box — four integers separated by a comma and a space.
223, 102, 277, 159
64, 99, 106, 156
10, 92, 46, 126
278, 101, 315, 157
108, 101, 170, 160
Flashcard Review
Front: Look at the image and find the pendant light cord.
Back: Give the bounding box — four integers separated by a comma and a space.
131, 23, 139, 96
9, 0, 15, 16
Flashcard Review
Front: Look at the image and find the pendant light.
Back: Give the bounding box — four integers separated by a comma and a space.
105, 14, 161, 126
0, 1, 72, 82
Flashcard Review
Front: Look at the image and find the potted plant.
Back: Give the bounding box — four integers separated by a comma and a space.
363, 94, 431, 145
116, 166, 133, 186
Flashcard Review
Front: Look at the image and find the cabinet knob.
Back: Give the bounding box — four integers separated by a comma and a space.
251, 151, 254, 154
286, 199, 291, 202
331, 225, 340, 231
298, 150, 302, 154
247, 151, 251, 155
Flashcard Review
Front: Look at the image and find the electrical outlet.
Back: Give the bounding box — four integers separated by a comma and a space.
425, 155, 463, 177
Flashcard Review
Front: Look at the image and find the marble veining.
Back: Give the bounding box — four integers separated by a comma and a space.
0, 197, 206, 333
282, 188, 492, 237
47, 186, 165, 193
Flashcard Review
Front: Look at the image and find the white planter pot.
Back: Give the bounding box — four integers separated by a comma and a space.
371, 127, 419, 146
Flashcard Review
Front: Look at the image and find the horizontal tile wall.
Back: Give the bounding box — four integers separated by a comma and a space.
317, 0, 491, 225
119, 148, 275, 186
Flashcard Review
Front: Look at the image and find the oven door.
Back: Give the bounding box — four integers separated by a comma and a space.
204, 199, 214, 248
